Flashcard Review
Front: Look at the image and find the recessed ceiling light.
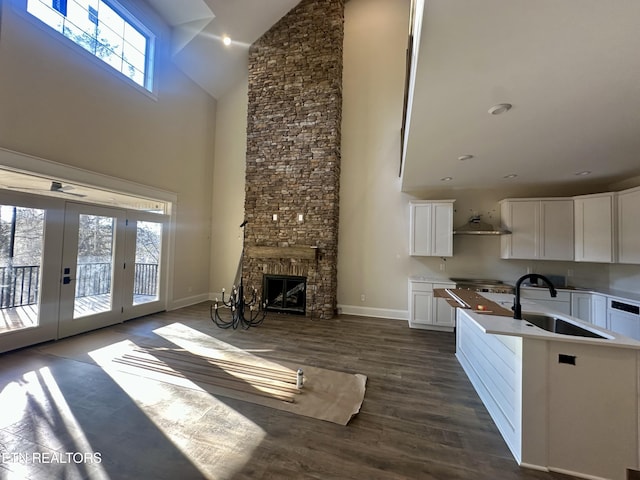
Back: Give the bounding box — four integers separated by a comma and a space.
575, 170, 592, 176
223, 36, 232, 46
458, 155, 474, 161
441, 176, 453, 182
503, 174, 518, 179
488, 103, 512, 115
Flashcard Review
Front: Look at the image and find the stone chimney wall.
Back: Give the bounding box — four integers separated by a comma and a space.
243, 0, 344, 319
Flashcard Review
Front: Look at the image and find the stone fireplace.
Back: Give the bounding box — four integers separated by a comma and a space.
243, 0, 344, 319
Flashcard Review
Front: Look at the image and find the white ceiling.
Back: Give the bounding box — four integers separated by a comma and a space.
401, 0, 640, 193
144, 0, 640, 193
146, 0, 302, 99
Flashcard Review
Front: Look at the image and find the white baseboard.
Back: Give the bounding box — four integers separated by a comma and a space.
337, 305, 408, 321
519, 462, 548, 472
196, 296, 408, 321
168, 293, 210, 311
547, 467, 609, 480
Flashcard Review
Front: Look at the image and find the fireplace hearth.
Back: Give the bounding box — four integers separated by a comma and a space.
263, 274, 306, 315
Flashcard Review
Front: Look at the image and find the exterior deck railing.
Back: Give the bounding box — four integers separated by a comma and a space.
0, 263, 159, 309
0, 266, 39, 308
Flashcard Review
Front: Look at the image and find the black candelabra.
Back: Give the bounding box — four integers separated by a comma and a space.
210, 220, 267, 329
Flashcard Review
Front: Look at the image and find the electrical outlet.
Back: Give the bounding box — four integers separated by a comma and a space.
567, 269, 574, 277
360, 294, 366, 302
440, 263, 446, 271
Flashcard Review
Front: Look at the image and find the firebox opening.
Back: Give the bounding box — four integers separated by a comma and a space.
263, 274, 306, 315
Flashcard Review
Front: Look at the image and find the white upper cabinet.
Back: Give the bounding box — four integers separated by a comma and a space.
501, 200, 537, 259
500, 198, 574, 260
617, 186, 640, 264
409, 200, 455, 257
574, 192, 616, 263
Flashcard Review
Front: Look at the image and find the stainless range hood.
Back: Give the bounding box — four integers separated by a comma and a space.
453, 215, 511, 235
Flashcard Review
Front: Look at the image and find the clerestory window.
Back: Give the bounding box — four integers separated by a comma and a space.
25, 0, 155, 92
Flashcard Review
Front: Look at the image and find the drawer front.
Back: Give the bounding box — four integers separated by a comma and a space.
410, 281, 433, 293
409, 281, 455, 293
521, 288, 571, 303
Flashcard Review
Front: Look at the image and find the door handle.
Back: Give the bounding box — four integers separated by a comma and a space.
62, 267, 75, 284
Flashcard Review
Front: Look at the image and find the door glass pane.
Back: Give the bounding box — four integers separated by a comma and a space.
74, 214, 115, 318
133, 221, 161, 305
0, 205, 44, 334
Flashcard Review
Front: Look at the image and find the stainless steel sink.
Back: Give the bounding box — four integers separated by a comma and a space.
521, 313, 608, 339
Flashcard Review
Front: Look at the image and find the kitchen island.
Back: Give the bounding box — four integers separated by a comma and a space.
455, 292, 640, 480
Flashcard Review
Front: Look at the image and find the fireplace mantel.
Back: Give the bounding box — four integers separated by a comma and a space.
246, 245, 318, 260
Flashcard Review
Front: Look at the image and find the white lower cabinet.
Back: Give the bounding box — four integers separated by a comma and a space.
408, 279, 455, 331
520, 288, 571, 315
607, 297, 640, 341
591, 294, 607, 329
572, 292, 640, 337
571, 293, 591, 322
570, 292, 607, 327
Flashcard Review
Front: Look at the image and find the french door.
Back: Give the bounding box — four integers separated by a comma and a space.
0, 192, 168, 351
122, 210, 168, 320
58, 203, 127, 337
58, 203, 168, 338
0, 190, 64, 352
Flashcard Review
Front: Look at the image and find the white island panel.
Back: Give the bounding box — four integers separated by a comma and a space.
547, 341, 638, 480
456, 311, 523, 462
456, 299, 640, 480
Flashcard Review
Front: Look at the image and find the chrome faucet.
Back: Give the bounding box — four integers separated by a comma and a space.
513, 274, 557, 319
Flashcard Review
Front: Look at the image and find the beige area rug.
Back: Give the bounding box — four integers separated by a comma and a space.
36, 324, 367, 426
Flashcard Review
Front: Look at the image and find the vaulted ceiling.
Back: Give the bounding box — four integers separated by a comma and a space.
146, 0, 640, 193
146, 0, 302, 99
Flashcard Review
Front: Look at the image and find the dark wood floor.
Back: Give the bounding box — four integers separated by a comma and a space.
0, 303, 579, 479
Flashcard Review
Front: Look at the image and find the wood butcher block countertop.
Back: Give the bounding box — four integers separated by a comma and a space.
434, 288, 514, 317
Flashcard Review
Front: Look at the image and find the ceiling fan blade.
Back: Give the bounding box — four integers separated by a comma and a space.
4, 185, 42, 191
2, 180, 87, 198
50, 181, 87, 197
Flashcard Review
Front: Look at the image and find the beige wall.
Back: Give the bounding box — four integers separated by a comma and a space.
212, 0, 640, 316
210, 74, 248, 293
0, 1, 216, 304
339, 0, 640, 313
338, 0, 412, 316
